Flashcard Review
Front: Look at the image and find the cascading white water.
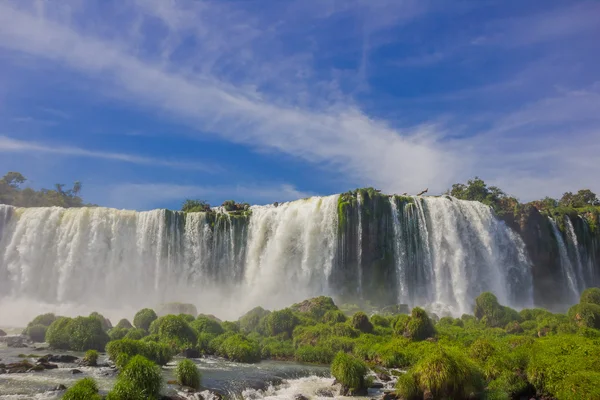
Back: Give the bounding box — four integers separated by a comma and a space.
356, 192, 363, 298
549, 218, 580, 302
390, 197, 532, 316
0, 194, 541, 324
565, 216, 585, 289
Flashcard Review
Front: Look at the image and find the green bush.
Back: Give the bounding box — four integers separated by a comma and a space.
27, 313, 57, 327
469, 338, 496, 363
191, 316, 225, 336
580, 287, 600, 306
393, 314, 411, 335
179, 313, 195, 323
69, 316, 110, 351
46, 316, 109, 351
108, 327, 130, 341
505, 321, 523, 334
404, 307, 435, 341
107, 355, 162, 400
133, 308, 158, 331
474, 292, 520, 328
83, 350, 99, 366
554, 371, 600, 400
238, 306, 270, 334
46, 317, 72, 349
397, 346, 484, 399
568, 303, 600, 329
519, 308, 553, 321
527, 335, 600, 397
331, 352, 368, 394
124, 328, 147, 340
175, 359, 201, 390
62, 377, 102, 400
221, 321, 240, 332
115, 319, 133, 329
106, 339, 172, 368
350, 312, 373, 333
197, 332, 218, 354
26, 324, 47, 342
155, 315, 197, 349
217, 334, 261, 363
265, 308, 299, 337
89, 312, 112, 331
260, 337, 295, 359
323, 310, 347, 324
295, 345, 334, 364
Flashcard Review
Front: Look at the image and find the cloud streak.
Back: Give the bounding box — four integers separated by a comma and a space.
0, 135, 214, 171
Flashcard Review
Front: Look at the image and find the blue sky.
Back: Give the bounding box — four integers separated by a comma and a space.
0, 0, 599, 210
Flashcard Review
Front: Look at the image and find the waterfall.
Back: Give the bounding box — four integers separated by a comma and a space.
549, 218, 579, 303
3, 192, 594, 324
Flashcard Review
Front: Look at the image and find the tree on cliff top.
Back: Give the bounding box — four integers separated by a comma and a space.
559, 190, 599, 208
0, 171, 87, 208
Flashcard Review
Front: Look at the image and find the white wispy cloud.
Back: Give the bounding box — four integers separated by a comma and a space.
0, 135, 214, 171
0, 1, 460, 195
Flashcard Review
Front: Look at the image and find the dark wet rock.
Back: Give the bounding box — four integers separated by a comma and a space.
28, 364, 45, 372
0, 368, 6, 374
315, 387, 335, 397
40, 354, 79, 363
38, 362, 58, 370
376, 371, 391, 381
1, 336, 28, 348
370, 382, 384, 389
339, 385, 368, 396
71, 369, 83, 374
181, 348, 201, 358
382, 392, 399, 400
0, 329, 6, 337
294, 395, 309, 400
4, 360, 34, 373
53, 384, 67, 391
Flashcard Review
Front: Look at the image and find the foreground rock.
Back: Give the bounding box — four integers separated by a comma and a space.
0, 360, 58, 373
38, 354, 79, 363
0, 329, 6, 337
0, 335, 28, 348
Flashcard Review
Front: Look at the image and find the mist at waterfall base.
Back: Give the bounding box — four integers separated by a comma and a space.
0, 194, 596, 327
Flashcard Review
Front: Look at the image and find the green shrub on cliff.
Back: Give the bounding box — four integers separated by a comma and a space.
323, 310, 347, 324
568, 303, 600, 329
133, 308, 157, 331
46, 317, 72, 349
154, 315, 197, 349
474, 292, 520, 328
62, 377, 102, 400
291, 296, 339, 321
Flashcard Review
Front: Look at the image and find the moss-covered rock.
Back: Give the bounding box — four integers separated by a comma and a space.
397, 346, 484, 399
115, 319, 133, 330
46, 316, 109, 351
175, 358, 201, 390
238, 306, 271, 334
474, 292, 520, 328
108, 327, 130, 341
323, 310, 347, 324
153, 315, 197, 349
331, 352, 368, 395
106, 338, 172, 368
25, 324, 47, 343
216, 334, 260, 363
291, 296, 338, 321
62, 377, 102, 400
133, 308, 157, 331
83, 350, 99, 367
124, 328, 147, 340
350, 312, 373, 333
106, 355, 162, 400
404, 307, 435, 341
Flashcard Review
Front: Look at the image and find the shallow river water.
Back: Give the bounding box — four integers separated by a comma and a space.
0, 341, 391, 399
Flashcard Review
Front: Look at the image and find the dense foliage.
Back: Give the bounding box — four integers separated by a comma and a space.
106, 355, 162, 400
0, 171, 90, 207
133, 308, 157, 331
62, 377, 102, 400
23, 290, 600, 399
